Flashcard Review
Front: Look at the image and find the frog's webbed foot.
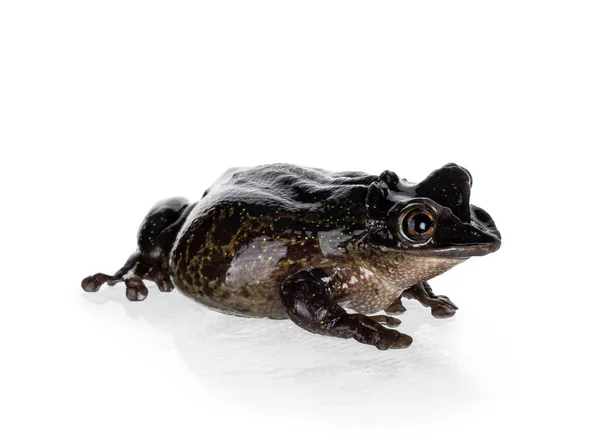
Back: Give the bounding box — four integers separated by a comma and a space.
81, 252, 174, 301
281, 268, 412, 350
81, 197, 189, 301
401, 282, 458, 319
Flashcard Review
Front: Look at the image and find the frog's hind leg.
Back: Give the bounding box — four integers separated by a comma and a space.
389, 282, 458, 319
281, 268, 412, 350
81, 197, 191, 301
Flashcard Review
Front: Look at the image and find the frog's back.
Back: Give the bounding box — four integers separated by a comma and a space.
202, 163, 377, 207
169, 164, 378, 318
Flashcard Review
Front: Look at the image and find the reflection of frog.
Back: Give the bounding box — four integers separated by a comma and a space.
82, 163, 501, 350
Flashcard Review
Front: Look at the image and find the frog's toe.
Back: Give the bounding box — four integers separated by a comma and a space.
155, 278, 174, 292
431, 303, 457, 319
368, 314, 401, 327
390, 332, 413, 349
124, 275, 149, 301
146, 269, 174, 292
374, 329, 413, 350
81, 273, 113, 292
428, 295, 458, 318
385, 298, 407, 314
436, 295, 459, 310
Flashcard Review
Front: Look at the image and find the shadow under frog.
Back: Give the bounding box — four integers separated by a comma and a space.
82, 163, 501, 351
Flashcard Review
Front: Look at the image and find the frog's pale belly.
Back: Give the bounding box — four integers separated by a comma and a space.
329, 255, 466, 314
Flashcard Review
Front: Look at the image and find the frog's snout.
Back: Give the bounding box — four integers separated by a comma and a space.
470, 204, 502, 253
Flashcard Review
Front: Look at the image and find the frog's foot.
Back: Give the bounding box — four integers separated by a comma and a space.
332, 314, 412, 349
81, 252, 174, 301
402, 282, 458, 319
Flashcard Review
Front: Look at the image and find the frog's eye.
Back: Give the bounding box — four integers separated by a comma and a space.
399, 206, 436, 243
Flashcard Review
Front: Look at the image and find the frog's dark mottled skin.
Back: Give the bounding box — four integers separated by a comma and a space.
82, 163, 501, 350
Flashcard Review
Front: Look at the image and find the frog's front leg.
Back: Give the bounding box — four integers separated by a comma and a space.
81, 197, 190, 301
281, 268, 412, 350
396, 281, 459, 319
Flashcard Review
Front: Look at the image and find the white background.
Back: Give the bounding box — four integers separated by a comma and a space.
1, 1, 599, 442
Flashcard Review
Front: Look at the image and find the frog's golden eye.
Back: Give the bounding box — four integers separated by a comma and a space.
399, 206, 436, 243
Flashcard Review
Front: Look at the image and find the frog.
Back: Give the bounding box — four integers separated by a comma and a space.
81, 163, 501, 350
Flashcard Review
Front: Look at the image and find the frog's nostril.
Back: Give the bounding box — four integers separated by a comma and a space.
472, 205, 491, 223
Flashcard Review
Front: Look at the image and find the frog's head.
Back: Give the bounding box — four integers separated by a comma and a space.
365, 164, 501, 258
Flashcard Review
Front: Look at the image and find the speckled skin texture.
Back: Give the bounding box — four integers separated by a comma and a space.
82, 163, 501, 350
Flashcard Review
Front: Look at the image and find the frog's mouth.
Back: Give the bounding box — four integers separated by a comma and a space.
432, 204, 501, 258
421, 241, 501, 258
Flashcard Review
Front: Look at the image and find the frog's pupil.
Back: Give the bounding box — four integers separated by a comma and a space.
409, 213, 431, 233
